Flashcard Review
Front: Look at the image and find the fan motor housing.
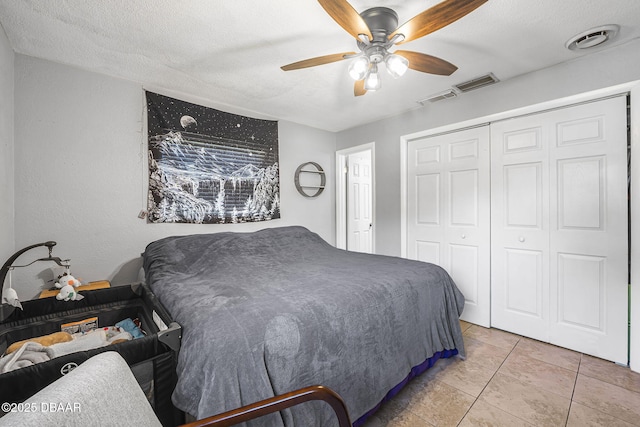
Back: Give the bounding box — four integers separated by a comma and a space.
360, 7, 398, 42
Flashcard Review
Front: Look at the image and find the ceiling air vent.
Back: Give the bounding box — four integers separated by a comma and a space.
565, 25, 620, 51
417, 89, 458, 105
453, 73, 499, 93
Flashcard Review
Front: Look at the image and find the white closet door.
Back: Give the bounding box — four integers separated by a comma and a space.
490, 115, 551, 341
407, 126, 491, 327
548, 97, 628, 362
492, 96, 628, 363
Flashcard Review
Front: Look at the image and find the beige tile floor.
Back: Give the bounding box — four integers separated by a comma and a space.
362, 321, 640, 426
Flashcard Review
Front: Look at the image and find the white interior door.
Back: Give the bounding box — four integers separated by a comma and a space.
407, 126, 491, 327
347, 150, 373, 253
491, 96, 628, 363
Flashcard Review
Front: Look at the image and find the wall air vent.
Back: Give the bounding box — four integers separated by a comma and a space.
417, 89, 458, 105
453, 73, 499, 93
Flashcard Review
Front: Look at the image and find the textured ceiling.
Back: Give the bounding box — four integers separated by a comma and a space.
1, 0, 640, 132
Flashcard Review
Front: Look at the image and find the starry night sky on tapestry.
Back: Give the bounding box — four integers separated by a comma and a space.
146, 91, 280, 224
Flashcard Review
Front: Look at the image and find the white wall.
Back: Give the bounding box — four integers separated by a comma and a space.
336, 38, 640, 257
0, 23, 14, 267
12, 55, 336, 299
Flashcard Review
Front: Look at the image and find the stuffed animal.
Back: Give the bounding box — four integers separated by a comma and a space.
56, 284, 84, 302
1, 287, 22, 310
55, 272, 81, 289
6, 331, 73, 354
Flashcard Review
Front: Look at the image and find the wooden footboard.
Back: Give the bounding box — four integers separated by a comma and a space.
181, 385, 352, 427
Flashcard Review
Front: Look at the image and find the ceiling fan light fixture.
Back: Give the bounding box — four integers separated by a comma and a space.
281, 0, 488, 96
385, 53, 409, 78
364, 63, 381, 91
349, 56, 370, 80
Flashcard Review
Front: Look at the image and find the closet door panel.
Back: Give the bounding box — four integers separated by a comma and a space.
415, 241, 440, 265
504, 162, 543, 229
450, 244, 479, 307
450, 169, 478, 227
557, 156, 604, 230
407, 126, 491, 327
492, 96, 628, 363
491, 118, 550, 341
504, 248, 544, 317
557, 253, 605, 330
548, 96, 628, 364
416, 174, 440, 224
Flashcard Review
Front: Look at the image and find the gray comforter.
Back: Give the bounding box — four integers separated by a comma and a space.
143, 226, 465, 426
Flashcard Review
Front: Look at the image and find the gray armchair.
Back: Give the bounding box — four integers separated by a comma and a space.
0, 352, 351, 427
0, 351, 161, 426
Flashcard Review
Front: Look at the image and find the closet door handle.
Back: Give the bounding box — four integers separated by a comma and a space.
461, 234, 466, 239
519, 236, 525, 242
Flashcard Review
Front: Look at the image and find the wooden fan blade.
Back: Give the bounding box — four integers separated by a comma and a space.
354, 79, 367, 96
281, 52, 356, 71
390, 0, 487, 44
395, 50, 458, 76
318, 0, 372, 41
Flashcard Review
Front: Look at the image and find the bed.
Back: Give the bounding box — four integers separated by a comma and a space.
142, 226, 465, 426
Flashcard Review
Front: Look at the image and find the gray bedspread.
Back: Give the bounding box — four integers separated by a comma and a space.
143, 226, 465, 426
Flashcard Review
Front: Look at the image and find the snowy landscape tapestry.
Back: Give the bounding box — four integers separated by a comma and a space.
146, 91, 280, 224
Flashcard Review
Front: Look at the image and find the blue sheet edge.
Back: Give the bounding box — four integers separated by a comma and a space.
353, 348, 459, 427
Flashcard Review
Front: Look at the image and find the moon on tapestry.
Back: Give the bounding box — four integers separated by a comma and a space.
180, 115, 197, 130
145, 91, 280, 224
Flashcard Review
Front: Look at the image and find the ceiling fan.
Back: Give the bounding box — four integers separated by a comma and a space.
281, 0, 488, 96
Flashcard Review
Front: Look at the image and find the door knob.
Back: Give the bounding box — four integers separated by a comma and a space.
461, 234, 466, 239
519, 236, 525, 242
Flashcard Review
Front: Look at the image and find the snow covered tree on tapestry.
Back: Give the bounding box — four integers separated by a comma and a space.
146, 91, 280, 224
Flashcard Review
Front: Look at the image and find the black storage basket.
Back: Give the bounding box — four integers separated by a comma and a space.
0, 283, 183, 427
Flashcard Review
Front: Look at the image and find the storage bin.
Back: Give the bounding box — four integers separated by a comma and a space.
0, 283, 182, 427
